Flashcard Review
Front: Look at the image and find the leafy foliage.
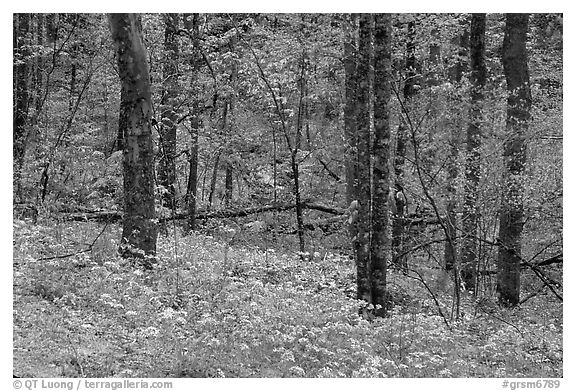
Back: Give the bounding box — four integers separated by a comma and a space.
13, 13, 562, 378
13, 218, 561, 377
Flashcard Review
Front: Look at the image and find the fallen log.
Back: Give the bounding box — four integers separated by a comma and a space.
61, 210, 123, 223
60, 201, 346, 223
278, 215, 348, 234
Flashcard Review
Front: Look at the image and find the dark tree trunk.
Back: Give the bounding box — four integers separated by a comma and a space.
291, 150, 306, 254
184, 13, 201, 232
443, 21, 470, 273
421, 27, 441, 171
292, 50, 308, 255
32, 14, 44, 123
371, 13, 392, 317
343, 13, 358, 214
158, 13, 180, 209
355, 13, 372, 305
223, 40, 238, 208
13, 13, 31, 200
46, 13, 57, 44
497, 13, 531, 307
208, 150, 221, 211
462, 13, 487, 291
186, 113, 200, 230
393, 18, 416, 267
443, 17, 469, 273
427, 28, 441, 87
109, 13, 158, 264
224, 163, 233, 207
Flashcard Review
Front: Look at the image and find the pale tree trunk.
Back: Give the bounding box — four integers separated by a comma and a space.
497, 13, 531, 307
109, 13, 158, 264
355, 13, 372, 305
371, 13, 392, 317
462, 14, 487, 291
158, 13, 180, 209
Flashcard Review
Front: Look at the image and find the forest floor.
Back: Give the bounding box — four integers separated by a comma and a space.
13, 216, 563, 378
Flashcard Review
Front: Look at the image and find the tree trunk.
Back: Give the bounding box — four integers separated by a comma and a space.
443, 17, 470, 272
497, 13, 531, 307
208, 150, 221, 211
109, 13, 158, 264
223, 39, 238, 208
462, 13, 487, 291
224, 163, 233, 207
343, 14, 359, 208
13, 13, 31, 201
186, 114, 200, 230
371, 13, 392, 317
32, 14, 44, 124
421, 27, 441, 171
292, 50, 308, 255
355, 13, 372, 305
393, 18, 416, 267
184, 13, 201, 232
291, 150, 306, 254
158, 13, 180, 209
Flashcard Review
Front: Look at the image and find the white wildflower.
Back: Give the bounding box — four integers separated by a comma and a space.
289, 366, 305, 376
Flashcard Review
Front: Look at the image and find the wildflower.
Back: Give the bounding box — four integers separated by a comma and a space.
159, 308, 176, 320
140, 326, 159, 338
318, 367, 333, 377
281, 351, 295, 362
289, 366, 305, 376
103, 261, 119, 271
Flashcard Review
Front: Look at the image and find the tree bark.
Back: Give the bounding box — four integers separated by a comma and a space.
224, 163, 233, 207
497, 13, 531, 307
371, 13, 392, 317
109, 13, 158, 264
392, 18, 416, 267
223, 38, 238, 208
184, 13, 201, 232
32, 14, 45, 125
158, 13, 180, 209
461, 14, 487, 291
355, 13, 372, 305
444, 18, 469, 274
13, 13, 31, 201
343, 13, 359, 223
292, 50, 308, 255
208, 149, 221, 210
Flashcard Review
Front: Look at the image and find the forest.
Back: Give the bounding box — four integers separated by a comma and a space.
13, 13, 562, 378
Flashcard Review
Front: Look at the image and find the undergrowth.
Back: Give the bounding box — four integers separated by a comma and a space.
13, 218, 562, 378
